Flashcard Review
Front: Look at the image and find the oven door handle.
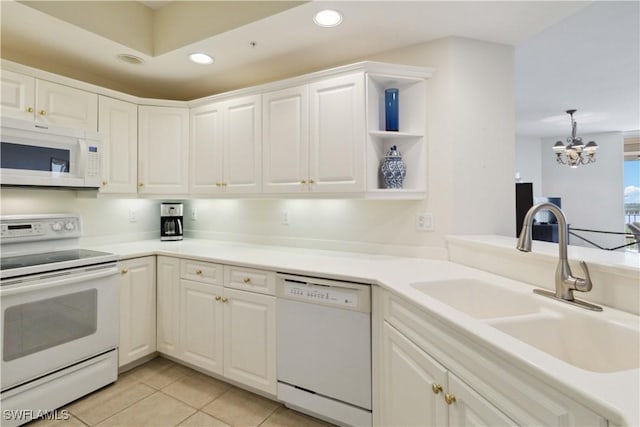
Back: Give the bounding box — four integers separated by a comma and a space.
0, 265, 118, 296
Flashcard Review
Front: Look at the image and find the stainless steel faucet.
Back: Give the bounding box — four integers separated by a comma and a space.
516, 202, 602, 311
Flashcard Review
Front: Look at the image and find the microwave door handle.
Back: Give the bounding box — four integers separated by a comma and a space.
0, 265, 118, 297
76, 138, 86, 176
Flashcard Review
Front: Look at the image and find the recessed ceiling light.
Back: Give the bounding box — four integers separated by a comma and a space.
189, 53, 214, 65
117, 54, 144, 65
313, 9, 342, 27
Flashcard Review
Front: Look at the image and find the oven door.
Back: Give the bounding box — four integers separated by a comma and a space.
0, 263, 119, 391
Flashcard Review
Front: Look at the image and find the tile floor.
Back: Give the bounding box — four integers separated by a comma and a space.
28, 357, 333, 427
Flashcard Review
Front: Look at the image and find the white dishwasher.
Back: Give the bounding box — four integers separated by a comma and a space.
276, 273, 371, 427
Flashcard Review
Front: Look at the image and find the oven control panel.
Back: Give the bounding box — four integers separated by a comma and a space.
1, 215, 82, 242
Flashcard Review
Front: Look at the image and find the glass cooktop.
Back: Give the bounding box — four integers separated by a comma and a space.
1, 249, 115, 271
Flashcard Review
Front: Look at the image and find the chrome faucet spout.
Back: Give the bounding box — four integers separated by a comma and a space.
516, 203, 600, 311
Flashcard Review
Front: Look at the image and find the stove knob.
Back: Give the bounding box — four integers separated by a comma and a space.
65, 222, 75, 231
52, 222, 63, 231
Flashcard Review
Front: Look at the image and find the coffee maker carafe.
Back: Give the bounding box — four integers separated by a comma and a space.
160, 203, 183, 241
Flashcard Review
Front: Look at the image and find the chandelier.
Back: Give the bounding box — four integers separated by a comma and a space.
552, 109, 598, 168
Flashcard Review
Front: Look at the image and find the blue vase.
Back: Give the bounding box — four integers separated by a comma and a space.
385, 88, 399, 131
380, 145, 406, 189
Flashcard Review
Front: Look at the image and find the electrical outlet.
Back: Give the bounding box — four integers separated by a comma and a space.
281, 210, 290, 225
128, 208, 137, 223
416, 212, 433, 231
191, 208, 198, 221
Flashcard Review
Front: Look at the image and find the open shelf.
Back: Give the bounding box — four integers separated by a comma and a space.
366, 73, 427, 195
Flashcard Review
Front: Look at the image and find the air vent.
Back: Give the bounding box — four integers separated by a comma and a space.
117, 54, 145, 65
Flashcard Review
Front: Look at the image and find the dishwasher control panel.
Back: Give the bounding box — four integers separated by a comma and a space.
277, 274, 371, 313
284, 282, 358, 307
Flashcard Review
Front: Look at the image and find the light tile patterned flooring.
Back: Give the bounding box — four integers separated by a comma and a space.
28, 357, 333, 427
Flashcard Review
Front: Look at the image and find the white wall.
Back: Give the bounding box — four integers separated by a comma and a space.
515, 135, 543, 196
541, 131, 625, 249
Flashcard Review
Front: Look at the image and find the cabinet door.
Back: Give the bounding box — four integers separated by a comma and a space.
119, 257, 157, 367
379, 322, 448, 427
262, 85, 309, 193
1, 70, 35, 121
222, 95, 261, 193
138, 106, 189, 194
448, 374, 518, 427
223, 288, 276, 394
180, 279, 224, 375
36, 80, 98, 131
98, 96, 138, 194
190, 102, 224, 194
309, 73, 365, 193
157, 256, 181, 357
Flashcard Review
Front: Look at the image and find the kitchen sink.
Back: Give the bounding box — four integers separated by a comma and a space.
411, 279, 541, 319
490, 314, 640, 373
411, 278, 640, 373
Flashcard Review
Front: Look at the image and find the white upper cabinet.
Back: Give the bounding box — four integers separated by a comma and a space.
262, 85, 309, 193
36, 80, 98, 131
189, 95, 261, 195
98, 96, 138, 194
309, 72, 366, 193
138, 105, 189, 194
1, 70, 98, 131
1, 69, 35, 121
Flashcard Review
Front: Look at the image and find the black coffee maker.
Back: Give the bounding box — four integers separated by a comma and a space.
160, 203, 183, 241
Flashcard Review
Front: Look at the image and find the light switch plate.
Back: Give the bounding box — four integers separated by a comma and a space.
416, 212, 433, 231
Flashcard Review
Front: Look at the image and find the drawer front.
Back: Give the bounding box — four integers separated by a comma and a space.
224, 265, 276, 295
180, 259, 223, 285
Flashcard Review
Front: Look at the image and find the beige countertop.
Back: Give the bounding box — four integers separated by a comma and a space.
91, 238, 640, 426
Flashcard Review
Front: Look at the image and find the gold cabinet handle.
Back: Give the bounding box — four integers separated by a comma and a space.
27, 107, 34, 113
432, 384, 443, 394
195, 269, 202, 275
243, 277, 251, 284
138, 182, 144, 187
300, 179, 307, 184
221, 297, 228, 303
445, 393, 456, 405
215, 182, 221, 187
39, 109, 46, 116
221, 182, 227, 187
215, 295, 221, 301
309, 179, 315, 184
121, 268, 128, 274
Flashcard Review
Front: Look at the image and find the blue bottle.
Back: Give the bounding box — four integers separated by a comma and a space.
385, 88, 399, 131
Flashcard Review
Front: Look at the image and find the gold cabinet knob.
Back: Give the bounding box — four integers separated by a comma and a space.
445, 393, 456, 405
215, 295, 221, 301
215, 182, 221, 187
39, 109, 46, 116
102, 181, 108, 186
27, 107, 34, 113
300, 179, 307, 184
309, 179, 315, 184
195, 269, 202, 275
221, 297, 228, 303
432, 384, 443, 394
138, 182, 144, 187
221, 182, 227, 187
121, 268, 128, 274
243, 277, 251, 284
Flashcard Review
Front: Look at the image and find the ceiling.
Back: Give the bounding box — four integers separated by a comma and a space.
1, 1, 638, 138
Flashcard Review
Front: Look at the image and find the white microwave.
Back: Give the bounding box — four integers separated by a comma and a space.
0, 118, 102, 189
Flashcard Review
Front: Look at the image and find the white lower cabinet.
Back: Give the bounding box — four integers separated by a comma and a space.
118, 257, 156, 367
180, 279, 224, 374
374, 288, 606, 427
156, 257, 277, 395
223, 287, 276, 394
380, 322, 514, 427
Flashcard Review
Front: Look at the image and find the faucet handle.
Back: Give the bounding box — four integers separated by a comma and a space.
574, 260, 593, 292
